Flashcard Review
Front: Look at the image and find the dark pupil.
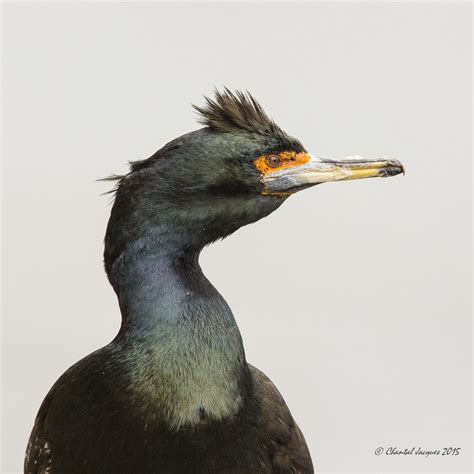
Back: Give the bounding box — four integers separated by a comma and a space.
267, 155, 281, 168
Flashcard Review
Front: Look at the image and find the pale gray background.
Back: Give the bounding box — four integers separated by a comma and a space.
2, 2, 472, 473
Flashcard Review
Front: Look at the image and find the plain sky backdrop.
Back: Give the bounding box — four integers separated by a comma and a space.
2, 2, 472, 473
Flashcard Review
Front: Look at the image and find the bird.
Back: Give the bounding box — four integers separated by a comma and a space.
25, 89, 403, 474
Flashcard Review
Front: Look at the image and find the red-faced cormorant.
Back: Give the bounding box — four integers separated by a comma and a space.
25, 89, 403, 473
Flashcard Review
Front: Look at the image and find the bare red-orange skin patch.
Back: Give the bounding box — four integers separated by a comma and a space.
254, 151, 312, 196
254, 151, 311, 174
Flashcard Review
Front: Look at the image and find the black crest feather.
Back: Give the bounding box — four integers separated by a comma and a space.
193, 88, 286, 138
100, 89, 304, 193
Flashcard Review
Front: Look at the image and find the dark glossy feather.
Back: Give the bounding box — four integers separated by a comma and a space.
25, 354, 313, 473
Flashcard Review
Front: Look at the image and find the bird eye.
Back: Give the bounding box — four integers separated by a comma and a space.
266, 155, 281, 168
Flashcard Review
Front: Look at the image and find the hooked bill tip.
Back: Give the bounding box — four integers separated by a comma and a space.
384, 160, 405, 177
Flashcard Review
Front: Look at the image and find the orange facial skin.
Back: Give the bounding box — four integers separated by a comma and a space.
255, 151, 312, 174
254, 151, 312, 196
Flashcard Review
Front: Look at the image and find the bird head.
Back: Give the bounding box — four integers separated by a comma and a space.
103, 89, 403, 277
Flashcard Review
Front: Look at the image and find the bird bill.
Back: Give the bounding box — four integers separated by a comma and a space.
263, 155, 404, 193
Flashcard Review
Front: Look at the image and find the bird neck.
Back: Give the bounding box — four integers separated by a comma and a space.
110, 235, 249, 429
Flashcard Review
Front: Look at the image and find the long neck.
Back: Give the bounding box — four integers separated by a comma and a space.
114, 246, 232, 332
109, 233, 249, 429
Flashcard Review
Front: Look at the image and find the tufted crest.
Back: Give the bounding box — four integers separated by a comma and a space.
193, 88, 301, 148
100, 89, 304, 191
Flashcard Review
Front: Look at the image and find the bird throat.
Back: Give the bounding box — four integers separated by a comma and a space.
110, 236, 248, 430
